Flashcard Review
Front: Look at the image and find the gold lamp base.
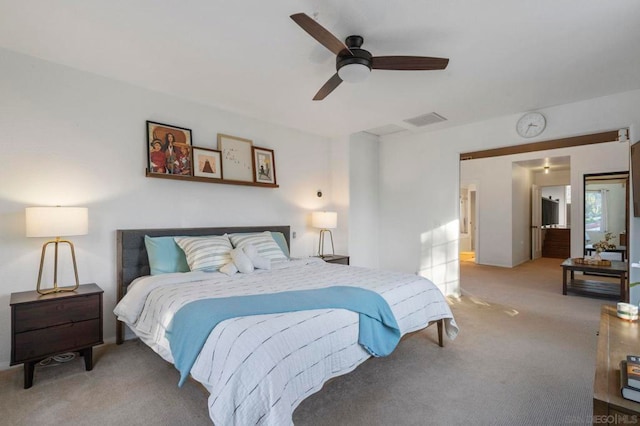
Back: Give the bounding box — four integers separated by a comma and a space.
318, 229, 335, 258
37, 237, 80, 295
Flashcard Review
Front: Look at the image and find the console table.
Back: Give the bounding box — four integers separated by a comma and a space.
561, 259, 628, 302
585, 245, 627, 261
593, 305, 640, 424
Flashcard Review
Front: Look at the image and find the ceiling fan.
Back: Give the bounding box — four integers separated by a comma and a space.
290, 12, 449, 101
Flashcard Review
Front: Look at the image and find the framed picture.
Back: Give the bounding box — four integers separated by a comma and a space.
147, 121, 192, 176
252, 147, 277, 185
193, 147, 223, 179
217, 133, 253, 182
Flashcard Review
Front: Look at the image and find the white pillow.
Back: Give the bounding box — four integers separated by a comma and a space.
174, 235, 232, 272
228, 231, 288, 262
219, 261, 238, 276
243, 244, 270, 270
231, 247, 254, 273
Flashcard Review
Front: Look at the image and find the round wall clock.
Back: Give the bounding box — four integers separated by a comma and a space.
516, 112, 546, 138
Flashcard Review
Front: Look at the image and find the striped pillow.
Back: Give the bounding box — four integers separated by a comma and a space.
228, 231, 288, 262
174, 235, 232, 272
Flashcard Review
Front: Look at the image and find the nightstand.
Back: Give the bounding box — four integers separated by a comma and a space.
10, 283, 103, 388
317, 255, 350, 265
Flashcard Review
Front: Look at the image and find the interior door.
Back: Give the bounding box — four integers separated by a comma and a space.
531, 184, 542, 259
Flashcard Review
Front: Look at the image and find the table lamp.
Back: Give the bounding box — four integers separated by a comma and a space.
312, 211, 337, 258
25, 206, 88, 294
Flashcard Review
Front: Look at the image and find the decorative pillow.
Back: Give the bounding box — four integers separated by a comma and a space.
270, 232, 290, 259
174, 235, 232, 272
219, 261, 238, 276
230, 247, 254, 273
229, 231, 288, 262
243, 244, 271, 270
144, 235, 190, 275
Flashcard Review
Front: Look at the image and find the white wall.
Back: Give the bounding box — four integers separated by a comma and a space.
328, 137, 350, 257
0, 49, 340, 367
380, 88, 640, 296
348, 132, 380, 268
378, 129, 460, 296
459, 156, 514, 267
512, 163, 532, 266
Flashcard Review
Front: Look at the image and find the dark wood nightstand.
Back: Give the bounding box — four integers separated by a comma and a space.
317, 255, 350, 265
10, 283, 103, 388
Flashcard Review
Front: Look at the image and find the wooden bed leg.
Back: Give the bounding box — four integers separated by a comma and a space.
437, 319, 444, 347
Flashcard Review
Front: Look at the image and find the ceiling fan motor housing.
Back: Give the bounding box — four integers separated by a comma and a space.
337, 36, 372, 72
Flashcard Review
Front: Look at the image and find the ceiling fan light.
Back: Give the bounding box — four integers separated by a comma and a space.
338, 63, 370, 83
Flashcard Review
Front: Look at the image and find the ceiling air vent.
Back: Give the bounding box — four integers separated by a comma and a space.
403, 112, 447, 127
364, 124, 407, 136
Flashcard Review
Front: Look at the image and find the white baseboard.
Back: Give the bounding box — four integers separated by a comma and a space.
0, 361, 18, 371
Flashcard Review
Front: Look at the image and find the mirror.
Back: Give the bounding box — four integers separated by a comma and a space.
583, 172, 629, 261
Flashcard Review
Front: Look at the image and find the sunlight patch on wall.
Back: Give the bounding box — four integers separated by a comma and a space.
419, 220, 460, 297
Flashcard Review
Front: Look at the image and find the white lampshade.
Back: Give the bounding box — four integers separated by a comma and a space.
26, 207, 88, 238
338, 63, 370, 83
312, 211, 337, 229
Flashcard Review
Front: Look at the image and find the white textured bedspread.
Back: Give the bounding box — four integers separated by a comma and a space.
114, 258, 458, 425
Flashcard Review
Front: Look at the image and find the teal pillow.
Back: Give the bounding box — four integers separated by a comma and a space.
270, 231, 290, 258
144, 235, 190, 275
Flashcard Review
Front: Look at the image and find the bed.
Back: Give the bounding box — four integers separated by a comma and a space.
114, 225, 458, 425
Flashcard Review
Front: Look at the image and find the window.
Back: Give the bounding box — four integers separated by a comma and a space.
585, 190, 607, 232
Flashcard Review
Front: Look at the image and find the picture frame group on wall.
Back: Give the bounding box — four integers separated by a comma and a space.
147, 121, 192, 176
145, 121, 278, 188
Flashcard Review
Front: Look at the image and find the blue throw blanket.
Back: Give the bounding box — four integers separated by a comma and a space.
166, 286, 400, 386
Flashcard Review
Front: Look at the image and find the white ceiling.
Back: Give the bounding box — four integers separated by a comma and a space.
1, 0, 639, 138
515, 156, 570, 173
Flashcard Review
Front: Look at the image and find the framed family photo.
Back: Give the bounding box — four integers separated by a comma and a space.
147, 121, 192, 176
217, 133, 253, 182
193, 147, 223, 179
252, 147, 276, 185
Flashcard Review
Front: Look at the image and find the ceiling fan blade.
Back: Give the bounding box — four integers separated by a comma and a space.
290, 13, 352, 56
371, 56, 449, 71
313, 73, 343, 101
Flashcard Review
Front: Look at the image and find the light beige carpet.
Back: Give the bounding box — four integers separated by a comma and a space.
1, 258, 606, 425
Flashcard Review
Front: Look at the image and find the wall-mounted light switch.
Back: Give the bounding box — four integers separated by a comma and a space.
292, 231, 297, 239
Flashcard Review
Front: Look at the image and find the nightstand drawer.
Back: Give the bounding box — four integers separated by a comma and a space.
13, 295, 100, 333
13, 318, 101, 362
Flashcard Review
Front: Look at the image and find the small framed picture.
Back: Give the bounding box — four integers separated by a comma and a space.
147, 121, 192, 176
217, 133, 253, 182
252, 147, 276, 185
193, 147, 223, 179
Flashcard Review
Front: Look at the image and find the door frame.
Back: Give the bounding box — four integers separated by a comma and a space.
531, 184, 542, 260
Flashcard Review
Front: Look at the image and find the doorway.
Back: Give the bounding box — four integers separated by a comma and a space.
459, 130, 627, 268
460, 185, 477, 262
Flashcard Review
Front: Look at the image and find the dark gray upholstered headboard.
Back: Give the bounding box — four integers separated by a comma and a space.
115, 225, 290, 343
